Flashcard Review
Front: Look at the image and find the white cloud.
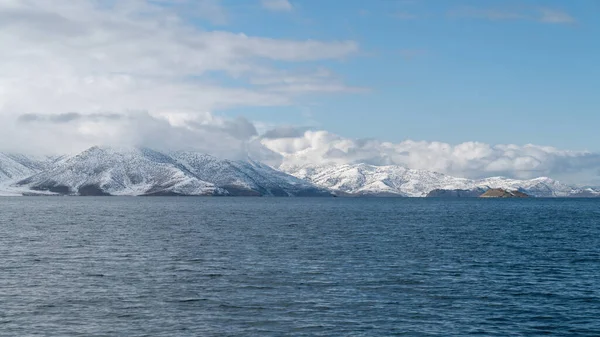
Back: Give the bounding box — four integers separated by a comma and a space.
6, 110, 600, 184
0, 0, 359, 153
9, 111, 259, 158
259, 130, 600, 184
261, 0, 293, 12
250, 68, 368, 94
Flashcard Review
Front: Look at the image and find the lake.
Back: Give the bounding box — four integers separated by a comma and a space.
1, 197, 599, 336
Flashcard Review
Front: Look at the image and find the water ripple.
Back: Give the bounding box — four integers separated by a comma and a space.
0, 197, 599, 336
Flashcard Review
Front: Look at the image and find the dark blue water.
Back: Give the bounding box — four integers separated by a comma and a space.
1, 197, 599, 336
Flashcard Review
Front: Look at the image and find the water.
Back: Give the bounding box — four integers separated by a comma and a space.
1, 197, 599, 336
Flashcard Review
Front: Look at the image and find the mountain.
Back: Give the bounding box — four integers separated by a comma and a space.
0, 153, 63, 196
282, 163, 468, 197
3, 148, 600, 197
0, 153, 48, 181
16, 147, 224, 196
12, 147, 331, 197
171, 151, 331, 196
281, 163, 600, 198
473, 176, 577, 197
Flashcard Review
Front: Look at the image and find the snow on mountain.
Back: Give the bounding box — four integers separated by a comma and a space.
172, 151, 331, 196
283, 163, 468, 197
0, 153, 62, 196
3, 147, 599, 197
282, 163, 600, 197
16, 147, 224, 196
0, 153, 47, 181
473, 176, 579, 197
10, 147, 330, 196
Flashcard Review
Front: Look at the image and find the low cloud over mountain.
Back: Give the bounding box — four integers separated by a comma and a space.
261, 130, 600, 184
1, 109, 599, 185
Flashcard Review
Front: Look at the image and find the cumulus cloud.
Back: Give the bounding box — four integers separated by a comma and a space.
0, 0, 359, 154
261, 126, 311, 139
259, 130, 600, 184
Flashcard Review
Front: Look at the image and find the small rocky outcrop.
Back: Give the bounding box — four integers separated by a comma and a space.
426, 188, 486, 198
479, 188, 529, 198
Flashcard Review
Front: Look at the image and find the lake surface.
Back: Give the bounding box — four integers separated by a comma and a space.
1, 197, 599, 336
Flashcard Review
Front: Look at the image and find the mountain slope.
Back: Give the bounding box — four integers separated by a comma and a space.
171, 151, 331, 196
16, 147, 224, 196
12, 147, 330, 197
282, 163, 600, 197
0, 153, 47, 181
0, 153, 62, 196
283, 163, 473, 197
5, 148, 599, 197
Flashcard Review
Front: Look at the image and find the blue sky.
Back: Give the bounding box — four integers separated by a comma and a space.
214, 0, 599, 151
2, 0, 599, 183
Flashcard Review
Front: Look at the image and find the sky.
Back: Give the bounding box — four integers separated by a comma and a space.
220, 0, 600, 149
0, 0, 599, 184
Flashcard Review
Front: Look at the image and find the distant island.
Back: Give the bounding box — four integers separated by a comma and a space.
425, 188, 486, 198
480, 188, 529, 198
426, 188, 529, 198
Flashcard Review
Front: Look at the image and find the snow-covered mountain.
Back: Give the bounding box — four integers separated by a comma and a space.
281, 163, 600, 197
171, 151, 330, 196
0, 153, 62, 196
2, 147, 599, 197
11, 147, 331, 196
16, 147, 224, 196
473, 176, 580, 198
0, 153, 49, 181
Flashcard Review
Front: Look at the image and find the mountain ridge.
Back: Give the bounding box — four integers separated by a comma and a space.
3, 146, 331, 197
280, 163, 600, 198
1, 147, 599, 197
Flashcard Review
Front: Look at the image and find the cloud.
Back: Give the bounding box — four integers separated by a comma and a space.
0, 0, 360, 154
261, 126, 311, 139
5, 109, 600, 184
448, 7, 576, 24
261, 0, 293, 12
191, 0, 230, 25
249, 68, 367, 94
259, 130, 600, 184
4, 111, 260, 158
18, 112, 122, 124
